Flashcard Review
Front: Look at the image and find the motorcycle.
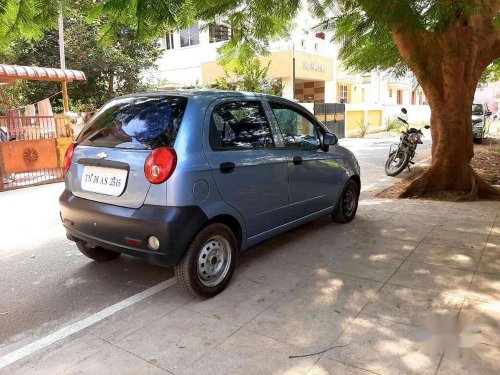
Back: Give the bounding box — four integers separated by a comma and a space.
384, 108, 430, 177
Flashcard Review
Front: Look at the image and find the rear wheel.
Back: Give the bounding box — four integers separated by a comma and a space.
76, 242, 121, 261
473, 136, 484, 144
385, 150, 410, 176
175, 223, 237, 298
333, 179, 359, 223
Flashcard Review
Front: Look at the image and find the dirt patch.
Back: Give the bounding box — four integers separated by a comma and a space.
377, 138, 500, 200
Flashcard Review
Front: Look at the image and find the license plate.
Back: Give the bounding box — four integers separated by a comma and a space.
81, 166, 128, 196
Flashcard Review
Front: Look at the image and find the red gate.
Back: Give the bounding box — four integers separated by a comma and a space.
0, 115, 73, 191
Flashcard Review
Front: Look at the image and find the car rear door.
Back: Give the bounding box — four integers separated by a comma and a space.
266, 100, 344, 222
203, 98, 288, 237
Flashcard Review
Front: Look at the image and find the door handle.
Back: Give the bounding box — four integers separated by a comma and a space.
220, 162, 236, 173
293, 156, 303, 165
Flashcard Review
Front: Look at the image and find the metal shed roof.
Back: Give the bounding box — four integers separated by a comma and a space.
0, 64, 86, 83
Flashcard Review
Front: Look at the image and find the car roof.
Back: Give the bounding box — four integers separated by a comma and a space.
116, 90, 284, 101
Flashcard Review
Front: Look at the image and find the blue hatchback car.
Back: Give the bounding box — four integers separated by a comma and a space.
60, 91, 360, 297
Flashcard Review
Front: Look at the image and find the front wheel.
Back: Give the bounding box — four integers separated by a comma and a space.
175, 223, 237, 298
333, 179, 359, 223
385, 150, 410, 176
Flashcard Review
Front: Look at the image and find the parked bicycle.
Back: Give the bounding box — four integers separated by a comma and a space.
385, 108, 430, 176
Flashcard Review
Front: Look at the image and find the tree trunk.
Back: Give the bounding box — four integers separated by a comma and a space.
389, 14, 500, 201
399, 69, 500, 200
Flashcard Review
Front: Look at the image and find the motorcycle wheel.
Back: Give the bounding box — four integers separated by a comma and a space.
385, 150, 410, 176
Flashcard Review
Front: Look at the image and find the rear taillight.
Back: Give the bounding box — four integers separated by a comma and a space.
64, 143, 77, 173
144, 147, 177, 184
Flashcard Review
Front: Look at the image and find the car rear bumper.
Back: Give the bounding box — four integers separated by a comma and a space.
59, 189, 207, 266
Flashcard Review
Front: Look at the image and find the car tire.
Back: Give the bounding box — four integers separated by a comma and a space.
333, 179, 359, 224
473, 136, 483, 144
76, 242, 121, 261
175, 223, 238, 298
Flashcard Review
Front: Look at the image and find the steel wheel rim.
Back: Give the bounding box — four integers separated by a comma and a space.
387, 152, 405, 173
343, 186, 357, 216
197, 235, 232, 287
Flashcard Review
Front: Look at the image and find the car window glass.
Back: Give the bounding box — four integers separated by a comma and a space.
210, 101, 274, 149
270, 103, 320, 149
77, 96, 187, 150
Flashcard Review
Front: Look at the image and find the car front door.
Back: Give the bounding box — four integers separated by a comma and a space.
267, 100, 344, 222
203, 99, 288, 237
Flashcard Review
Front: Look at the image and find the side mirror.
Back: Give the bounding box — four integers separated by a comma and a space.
323, 132, 338, 146
401, 108, 408, 114
424, 125, 431, 129
485, 111, 492, 117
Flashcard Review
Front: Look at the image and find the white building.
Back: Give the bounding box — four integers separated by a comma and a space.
144, 13, 429, 135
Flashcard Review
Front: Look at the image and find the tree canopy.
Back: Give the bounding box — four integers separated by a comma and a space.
1, 11, 161, 113
1, 1, 498, 78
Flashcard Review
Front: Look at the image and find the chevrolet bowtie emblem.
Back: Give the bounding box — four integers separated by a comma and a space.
96, 152, 108, 159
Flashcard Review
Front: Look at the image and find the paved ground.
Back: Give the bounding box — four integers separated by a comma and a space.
9, 134, 500, 375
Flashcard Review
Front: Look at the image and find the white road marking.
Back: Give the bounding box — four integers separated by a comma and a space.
0, 278, 177, 370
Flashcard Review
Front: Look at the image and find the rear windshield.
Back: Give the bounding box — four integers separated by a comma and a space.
77, 96, 187, 149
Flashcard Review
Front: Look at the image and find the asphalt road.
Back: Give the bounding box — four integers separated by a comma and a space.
0, 134, 431, 356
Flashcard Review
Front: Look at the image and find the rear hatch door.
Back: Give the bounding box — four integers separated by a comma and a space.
67, 95, 187, 209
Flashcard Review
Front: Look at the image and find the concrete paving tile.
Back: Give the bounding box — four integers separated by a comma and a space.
363, 284, 463, 327
291, 269, 383, 313
306, 357, 375, 375
486, 234, 500, 249
385, 213, 440, 230
492, 221, 500, 236
325, 316, 441, 375
1, 333, 106, 375
184, 277, 284, 326
434, 217, 494, 235
362, 224, 432, 243
88, 284, 191, 344
115, 307, 239, 374
477, 248, 500, 275
182, 329, 316, 375
245, 292, 357, 352
468, 272, 500, 303
259, 230, 354, 269
358, 200, 404, 213
388, 261, 473, 296
422, 229, 488, 250
460, 299, 500, 347
345, 236, 418, 261
437, 344, 500, 375
445, 207, 499, 222
237, 250, 315, 294
322, 250, 403, 283
450, 200, 500, 211
409, 243, 482, 271
396, 204, 451, 218
356, 208, 395, 222
63, 343, 169, 375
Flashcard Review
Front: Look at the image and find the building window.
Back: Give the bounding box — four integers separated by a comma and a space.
339, 85, 349, 103
397, 90, 403, 105
300, 39, 306, 48
180, 24, 200, 47
165, 31, 174, 50
209, 24, 230, 43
